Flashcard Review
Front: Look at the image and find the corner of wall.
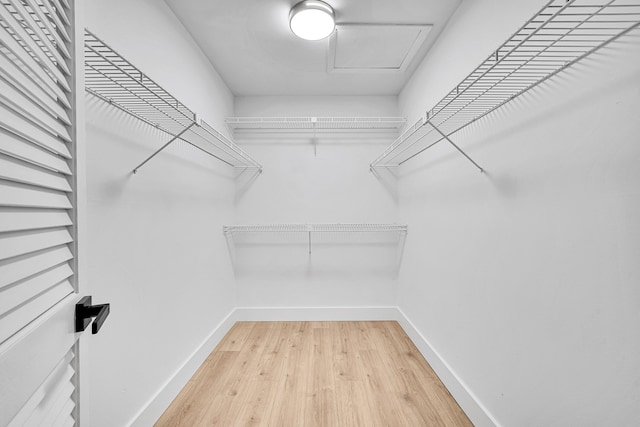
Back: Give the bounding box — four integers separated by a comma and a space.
128, 309, 239, 427
395, 307, 499, 427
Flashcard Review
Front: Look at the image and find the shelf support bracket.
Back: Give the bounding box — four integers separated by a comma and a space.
427, 122, 484, 173
312, 117, 317, 157
133, 122, 197, 174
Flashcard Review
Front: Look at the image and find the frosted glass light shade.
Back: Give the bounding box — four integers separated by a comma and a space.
289, 0, 335, 41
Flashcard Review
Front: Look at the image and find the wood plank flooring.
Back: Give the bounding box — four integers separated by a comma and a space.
155, 321, 472, 426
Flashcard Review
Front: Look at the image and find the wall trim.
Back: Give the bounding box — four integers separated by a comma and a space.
129, 306, 497, 427
128, 308, 239, 427
395, 307, 499, 427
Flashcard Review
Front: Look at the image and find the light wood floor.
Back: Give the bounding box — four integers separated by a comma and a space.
155, 321, 472, 426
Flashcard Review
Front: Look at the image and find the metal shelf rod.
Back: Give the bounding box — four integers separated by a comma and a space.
133, 123, 196, 174
429, 122, 484, 172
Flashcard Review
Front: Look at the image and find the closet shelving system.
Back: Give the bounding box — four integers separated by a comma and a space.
223, 223, 408, 255
225, 116, 406, 156
225, 116, 407, 133
84, 30, 262, 174
370, 0, 640, 172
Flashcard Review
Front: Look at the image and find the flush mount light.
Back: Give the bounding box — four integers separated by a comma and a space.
289, 0, 336, 41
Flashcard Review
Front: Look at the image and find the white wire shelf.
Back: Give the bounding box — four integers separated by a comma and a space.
223, 223, 408, 234
225, 117, 407, 133
371, 0, 640, 171
84, 30, 262, 173
223, 223, 407, 255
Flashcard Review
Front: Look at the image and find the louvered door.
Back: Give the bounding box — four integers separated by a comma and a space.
0, 0, 84, 425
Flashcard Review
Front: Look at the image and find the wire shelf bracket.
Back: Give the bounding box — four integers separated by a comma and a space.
370, 0, 640, 171
84, 30, 262, 174
132, 122, 196, 174
429, 120, 484, 173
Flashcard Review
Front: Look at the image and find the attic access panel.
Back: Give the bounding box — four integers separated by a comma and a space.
329, 24, 432, 73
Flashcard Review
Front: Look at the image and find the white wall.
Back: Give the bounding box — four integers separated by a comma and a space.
397, 0, 640, 426
85, 1, 237, 425
232, 96, 401, 308
81, 0, 640, 424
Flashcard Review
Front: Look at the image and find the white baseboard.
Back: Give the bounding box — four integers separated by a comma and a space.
130, 306, 497, 427
234, 306, 399, 321
128, 309, 239, 427
395, 308, 499, 427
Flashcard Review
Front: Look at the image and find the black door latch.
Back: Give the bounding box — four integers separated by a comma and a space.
75, 296, 110, 334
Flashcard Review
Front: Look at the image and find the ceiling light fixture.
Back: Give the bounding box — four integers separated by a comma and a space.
289, 0, 336, 41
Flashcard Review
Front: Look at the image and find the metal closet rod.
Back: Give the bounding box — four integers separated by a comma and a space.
370, 0, 640, 171
84, 29, 262, 173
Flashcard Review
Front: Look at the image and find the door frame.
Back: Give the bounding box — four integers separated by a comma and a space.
71, 0, 89, 424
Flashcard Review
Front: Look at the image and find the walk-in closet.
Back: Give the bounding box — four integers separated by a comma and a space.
1, 0, 639, 425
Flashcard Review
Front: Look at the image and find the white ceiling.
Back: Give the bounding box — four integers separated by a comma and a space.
164, 0, 462, 96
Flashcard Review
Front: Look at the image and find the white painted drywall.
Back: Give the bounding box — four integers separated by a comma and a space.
233, 96, 401, 308
397, 0, 640, 426
85, 1, 237, 425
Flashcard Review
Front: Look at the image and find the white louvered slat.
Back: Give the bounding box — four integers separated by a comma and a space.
0, 279, 73, 344
47, 0, 68, 25
0, 132, 72, 174
8, 387, 45, 426
0, 103, 72, 157
0, 45, 56, 103
0, 263, 73, 318
54, 415, 76, 427
0, 31, 69, 106
0, 52, 71, 124
42, 382, 74, 427
22, 0, 71, 59
50, 399, 75, 427
24, 382, 74, 427
35, 0, 70, 43
33, 381, 74, 427
1, 296, 78, 426
0, 245, 72, 290
0, 4, 70, 90
0, 180, 72, 209
0, 228, 72, 261
0, 79, 72, 141
0, 208, 72, 233
2, 0, 70, 75
7, 350, 75, 427
0, 154, 72, 191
